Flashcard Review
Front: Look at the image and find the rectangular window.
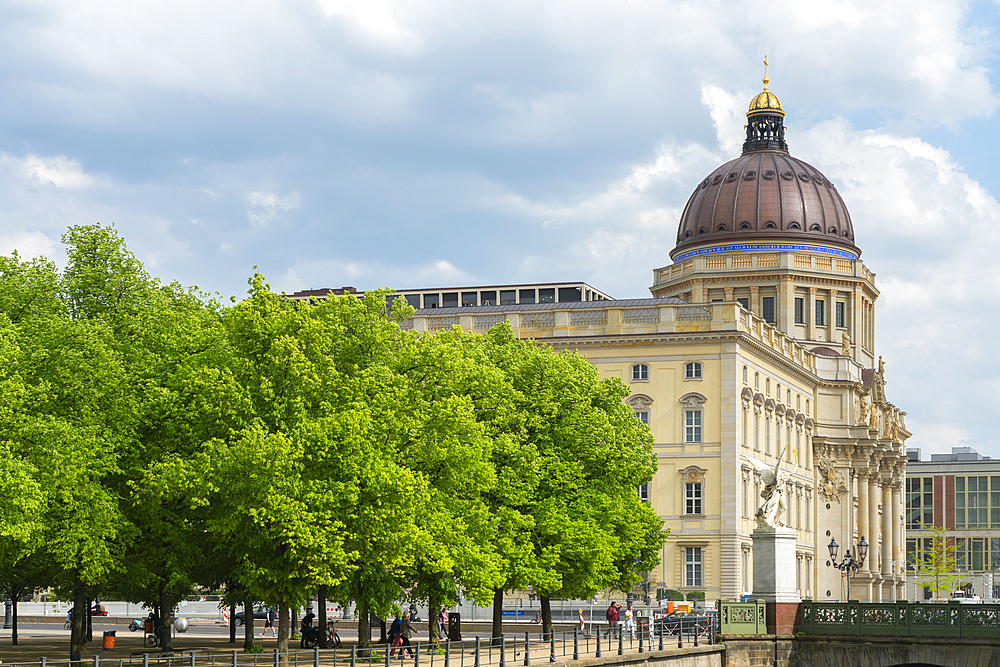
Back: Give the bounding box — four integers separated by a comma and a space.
685, 410, 702, 443
518, 289, 535, 304
762, 296, 775, 323
796, 491, 801, 528
805, 493, 811, 530
754, 414, 759, 451
442, 292, 459, 308
500, 290, 517, 305
815, 299, 825, 326
836, 302, 845, 328
480, 290, 497, 306
423, 293, 440, 309
765, 418, 770, 455
794, 298, 804, 324
685, 483, 702, 515
635, 410, 649, 425
685, 547, 703, 587
906, 477, 934, 529
461, 292, 478, 307
539, 288, 555, 303
742, 409, 748, 449
405, 294, 421, 309
558, 287, 583, 302
742, 476, 749, 518
637, 484, 648, 501
737, 297, 750, 310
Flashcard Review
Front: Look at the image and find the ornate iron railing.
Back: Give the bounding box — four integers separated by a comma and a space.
800, 600, 1000, 638
717, 600, 767, 635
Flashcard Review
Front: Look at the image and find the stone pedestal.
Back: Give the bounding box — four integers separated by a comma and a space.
751, 528, 801, 635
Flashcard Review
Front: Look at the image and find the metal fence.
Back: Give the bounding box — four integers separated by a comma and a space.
0, 624, 718, 667
801, 599, 1000, 638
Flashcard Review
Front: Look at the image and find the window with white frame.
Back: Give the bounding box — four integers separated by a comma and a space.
635, 410, 649, 425
685, 410, 702, 443
637, 484, 648, 501
684, 362, 702, 380
680, 393, 706, 444
685, 547, 703, 587
685, 482, 702, 515
631, 364, 649, 381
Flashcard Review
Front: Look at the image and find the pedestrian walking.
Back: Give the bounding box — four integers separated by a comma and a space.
605, 602, 619, 638
389, 611, 402, 657
263, 607, 277, 637
437, 605, 447, 639
624, 604, 634, 638
399, 610, 417, 656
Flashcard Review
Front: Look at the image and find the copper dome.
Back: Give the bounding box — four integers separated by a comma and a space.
671, 151, 859, 260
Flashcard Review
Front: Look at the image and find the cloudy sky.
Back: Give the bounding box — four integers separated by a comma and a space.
0, 0, 997, 456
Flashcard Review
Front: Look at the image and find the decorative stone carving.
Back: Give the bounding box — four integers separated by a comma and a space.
859, 398, 870, 426
815, 447, 847, 503
680, 392, 707, 410
841, 330, 851, 356
680, 465, 707, 485
626, 393, 653, 410
751, 449, 798, 530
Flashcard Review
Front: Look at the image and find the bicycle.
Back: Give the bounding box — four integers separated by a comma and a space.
302, 622, 342, 649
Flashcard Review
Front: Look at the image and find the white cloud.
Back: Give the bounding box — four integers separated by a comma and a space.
245, 191, 301, 227
15, 154, 94, 189
0, 231, 58, 260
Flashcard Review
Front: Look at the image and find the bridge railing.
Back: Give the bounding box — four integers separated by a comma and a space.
716, 600, 767, 635
800, 599, 1000, 638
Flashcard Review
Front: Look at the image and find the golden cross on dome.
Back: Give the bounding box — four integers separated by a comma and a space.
762, 55, 769, 91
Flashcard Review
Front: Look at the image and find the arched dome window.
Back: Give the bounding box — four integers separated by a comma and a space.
699, 227, 707, 235
740, 222, 752, 230
717, 224, 728, 231
788, 222, 801, 230
763, 222, 776, 229
810, 224, 821, 231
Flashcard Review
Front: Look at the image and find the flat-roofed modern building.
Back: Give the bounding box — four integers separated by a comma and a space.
286, 282, 613, 309
905, 446, 1000, 599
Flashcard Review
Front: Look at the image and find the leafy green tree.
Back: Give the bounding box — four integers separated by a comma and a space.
480, 326, 666, 638
910, 525, 965, 600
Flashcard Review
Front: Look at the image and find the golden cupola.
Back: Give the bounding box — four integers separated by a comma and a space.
742, 56, 787, 153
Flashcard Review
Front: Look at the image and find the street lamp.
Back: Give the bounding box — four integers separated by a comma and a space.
827, 536, 869, 600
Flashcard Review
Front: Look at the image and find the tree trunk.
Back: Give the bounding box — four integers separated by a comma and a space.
428, 592, 439, 644
70, 575, 86, 661
291, 606, 298, 636
277, 602, 290, 664
11, 595, 17, 645
317, 585, 327, 649
230, 603, 237, 643
540, 596, 552, 641
159, 588, 173, 651
243, 597, 255, 651
358, 599, 371, 649
491, 588, 503, 645
86, 597, 93, 643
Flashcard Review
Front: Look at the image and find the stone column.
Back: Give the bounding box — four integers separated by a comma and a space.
868, 473, 880, 580
779, 276, 794, 337
750, 286, 760, 318
827, 288, 837, 343
725, 287, 734, 302
882, 480, 892, 577
807, 287, 817, 341
857, 469, 870, 574
892, 481, 902, 577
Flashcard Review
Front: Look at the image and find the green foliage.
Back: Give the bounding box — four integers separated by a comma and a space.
0, 225, 670, 658
243, 644, 265, 654
911, 525, 965, 600
685, 591, 705, 602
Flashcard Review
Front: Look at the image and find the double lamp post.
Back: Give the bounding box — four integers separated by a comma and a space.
827, 535, 869, 600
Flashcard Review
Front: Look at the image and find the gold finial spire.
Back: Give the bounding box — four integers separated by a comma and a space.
762, 55, 769, 91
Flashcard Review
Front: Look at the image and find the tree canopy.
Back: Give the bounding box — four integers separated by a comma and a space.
0, 225, 667, 657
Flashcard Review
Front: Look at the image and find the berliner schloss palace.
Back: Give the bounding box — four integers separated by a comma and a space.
290, 74, 911, 604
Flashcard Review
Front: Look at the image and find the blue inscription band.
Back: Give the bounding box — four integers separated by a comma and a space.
672, 243, 859, 263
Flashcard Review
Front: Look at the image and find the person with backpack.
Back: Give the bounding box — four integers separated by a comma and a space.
388, 611, 402, 656
606, 602, 620, 638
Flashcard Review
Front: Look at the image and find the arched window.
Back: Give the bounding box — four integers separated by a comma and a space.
680, 393, 707, 443
684, 361, 702, 380
631, 363, 649, 381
